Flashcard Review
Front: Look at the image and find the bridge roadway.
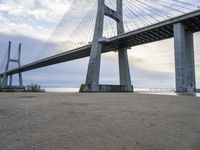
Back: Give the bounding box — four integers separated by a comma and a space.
1, 10, 200, 77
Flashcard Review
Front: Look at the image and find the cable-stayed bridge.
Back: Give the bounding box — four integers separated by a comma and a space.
0, 0, 200, 92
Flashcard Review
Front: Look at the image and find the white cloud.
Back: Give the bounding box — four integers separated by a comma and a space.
0, 0, 72, 21
0, 0, 73, 40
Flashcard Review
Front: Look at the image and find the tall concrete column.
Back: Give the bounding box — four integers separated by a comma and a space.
2, 41, 11, 87
2, 74, 8, 87
185, 31, 196, 91
9, 75, 13, 86
83, 0, 105, 91
19, 73, 23, 87
18, 44, 23, 87
173, 23, 196, 92
0, 76, 2, 87
117, 0, 132, 91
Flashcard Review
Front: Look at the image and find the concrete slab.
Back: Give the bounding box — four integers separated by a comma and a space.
0, 93, 200, 150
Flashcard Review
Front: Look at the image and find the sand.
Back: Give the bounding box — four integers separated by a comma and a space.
0, 92, 200, 150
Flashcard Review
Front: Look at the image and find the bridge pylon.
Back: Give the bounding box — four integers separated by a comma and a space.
1, 41, 23, 88
80, 0, 133, 92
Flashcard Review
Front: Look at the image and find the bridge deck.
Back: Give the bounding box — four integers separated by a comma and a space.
1, 10, 200, 77
105, 10, 200, 51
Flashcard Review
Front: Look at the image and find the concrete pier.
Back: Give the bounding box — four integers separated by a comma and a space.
0, 76, 2, 87
83, 0, 105, 92
9, 75, 12, 86
173, 23, 196, 92
185, 31, 196, 91
0, 85, 25, 92
117, 0, 132, 92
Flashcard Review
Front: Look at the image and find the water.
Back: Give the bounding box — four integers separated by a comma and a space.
138, 91, 200, 97
45, 87, 79, 93
43, 87, 200, 97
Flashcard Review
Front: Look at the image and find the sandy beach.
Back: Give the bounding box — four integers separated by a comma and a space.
0, 92, 200, 150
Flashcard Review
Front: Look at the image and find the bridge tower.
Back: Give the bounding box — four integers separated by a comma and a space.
173, 23, 196, 92
80, 0, 133, 92
1, 41, 23, 88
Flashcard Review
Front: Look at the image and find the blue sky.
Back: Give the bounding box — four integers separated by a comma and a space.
0, 0, 200, 89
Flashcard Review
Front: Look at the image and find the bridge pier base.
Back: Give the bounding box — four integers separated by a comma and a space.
2, 73, 8, 87
80, 84, 133, 93
173, 23, 196, 93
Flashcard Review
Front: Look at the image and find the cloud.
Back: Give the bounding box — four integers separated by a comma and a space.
0, 0, 73, 40
0, 0, 98, 40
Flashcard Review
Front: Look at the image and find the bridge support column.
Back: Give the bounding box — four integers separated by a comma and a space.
118, 49, 132, 91
80, 0, 133, 92
0, 77, 1, 86
18, 44, 23, 87
81, 0, 105, 92
9, 75, 13, 86
19, 72, 23, 87
1, 42, 24, 89
2, 41, 11, 87
2, 74, 8, 87
117, 0, 132, 92
173, 23, 196, 92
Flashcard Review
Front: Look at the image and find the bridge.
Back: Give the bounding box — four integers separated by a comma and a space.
0, 0, 200, 92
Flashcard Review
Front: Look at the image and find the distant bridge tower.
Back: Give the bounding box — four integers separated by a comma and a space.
80, 0, 133, 92
0, 41, 23, 88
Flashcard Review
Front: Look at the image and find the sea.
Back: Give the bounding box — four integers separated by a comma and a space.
43, 87, 200, 97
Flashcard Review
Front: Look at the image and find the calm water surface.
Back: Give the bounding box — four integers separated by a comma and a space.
43, 87, 200, 97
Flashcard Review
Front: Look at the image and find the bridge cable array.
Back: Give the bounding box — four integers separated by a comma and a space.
13, 0, 200, 63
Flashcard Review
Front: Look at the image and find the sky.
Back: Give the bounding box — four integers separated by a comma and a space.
0, 0, 200, 89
